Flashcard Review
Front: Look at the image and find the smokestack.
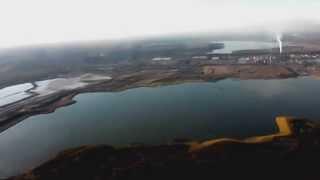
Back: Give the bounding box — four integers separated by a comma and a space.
276, 33, 283, 54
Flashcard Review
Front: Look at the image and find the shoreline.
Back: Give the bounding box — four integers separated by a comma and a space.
0, 68, 312, 134
9, 116, 320, 180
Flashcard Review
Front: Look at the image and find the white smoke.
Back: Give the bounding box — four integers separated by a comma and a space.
276, 33, 283, 54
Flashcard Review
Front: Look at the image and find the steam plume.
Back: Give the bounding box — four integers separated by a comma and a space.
276, 33, 283, 54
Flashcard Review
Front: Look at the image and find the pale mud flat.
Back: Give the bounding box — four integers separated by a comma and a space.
0, 83, 34, 107
32, 74, 112, 96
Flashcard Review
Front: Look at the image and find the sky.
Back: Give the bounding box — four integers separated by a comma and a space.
0, 0, 319, 48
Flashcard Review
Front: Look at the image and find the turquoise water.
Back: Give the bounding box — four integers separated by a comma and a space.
1, 77, 320, 176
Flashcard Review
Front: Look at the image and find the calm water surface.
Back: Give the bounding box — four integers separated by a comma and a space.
1, 77, 320, 177
214, 41, 277, 54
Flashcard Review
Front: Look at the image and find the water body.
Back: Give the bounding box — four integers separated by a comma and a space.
1, 77, 320, 177
213, 41, 277, 54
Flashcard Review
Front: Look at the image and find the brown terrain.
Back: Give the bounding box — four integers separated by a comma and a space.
2, 30, 320, 180
8, 116, 320, 180
202, 65, 298, 79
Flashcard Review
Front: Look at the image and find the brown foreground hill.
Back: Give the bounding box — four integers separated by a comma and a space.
8, 117, 320, 180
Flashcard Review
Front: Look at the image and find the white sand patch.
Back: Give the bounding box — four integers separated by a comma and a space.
32, 78, 87, 96
152, 57, 172, 61
80, 73, 112, 82
32, 74, 112, 96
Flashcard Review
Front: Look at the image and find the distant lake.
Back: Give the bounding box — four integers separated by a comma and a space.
213, 41, 277, 54
1, 77, 320, 177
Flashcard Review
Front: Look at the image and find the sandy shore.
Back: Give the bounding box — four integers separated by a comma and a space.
9, 116, 320, 180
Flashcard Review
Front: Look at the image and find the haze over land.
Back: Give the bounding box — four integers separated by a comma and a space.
0, 0, 320, 48
2, 1, 320, 179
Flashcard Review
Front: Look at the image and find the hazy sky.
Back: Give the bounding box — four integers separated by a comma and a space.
0, 0, 319, 48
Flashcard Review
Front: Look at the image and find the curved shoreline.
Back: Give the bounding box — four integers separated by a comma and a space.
0, 62, 317, 135
189, 116, 298, 152
0, 71, 310, 135
9, 116, 320, 180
